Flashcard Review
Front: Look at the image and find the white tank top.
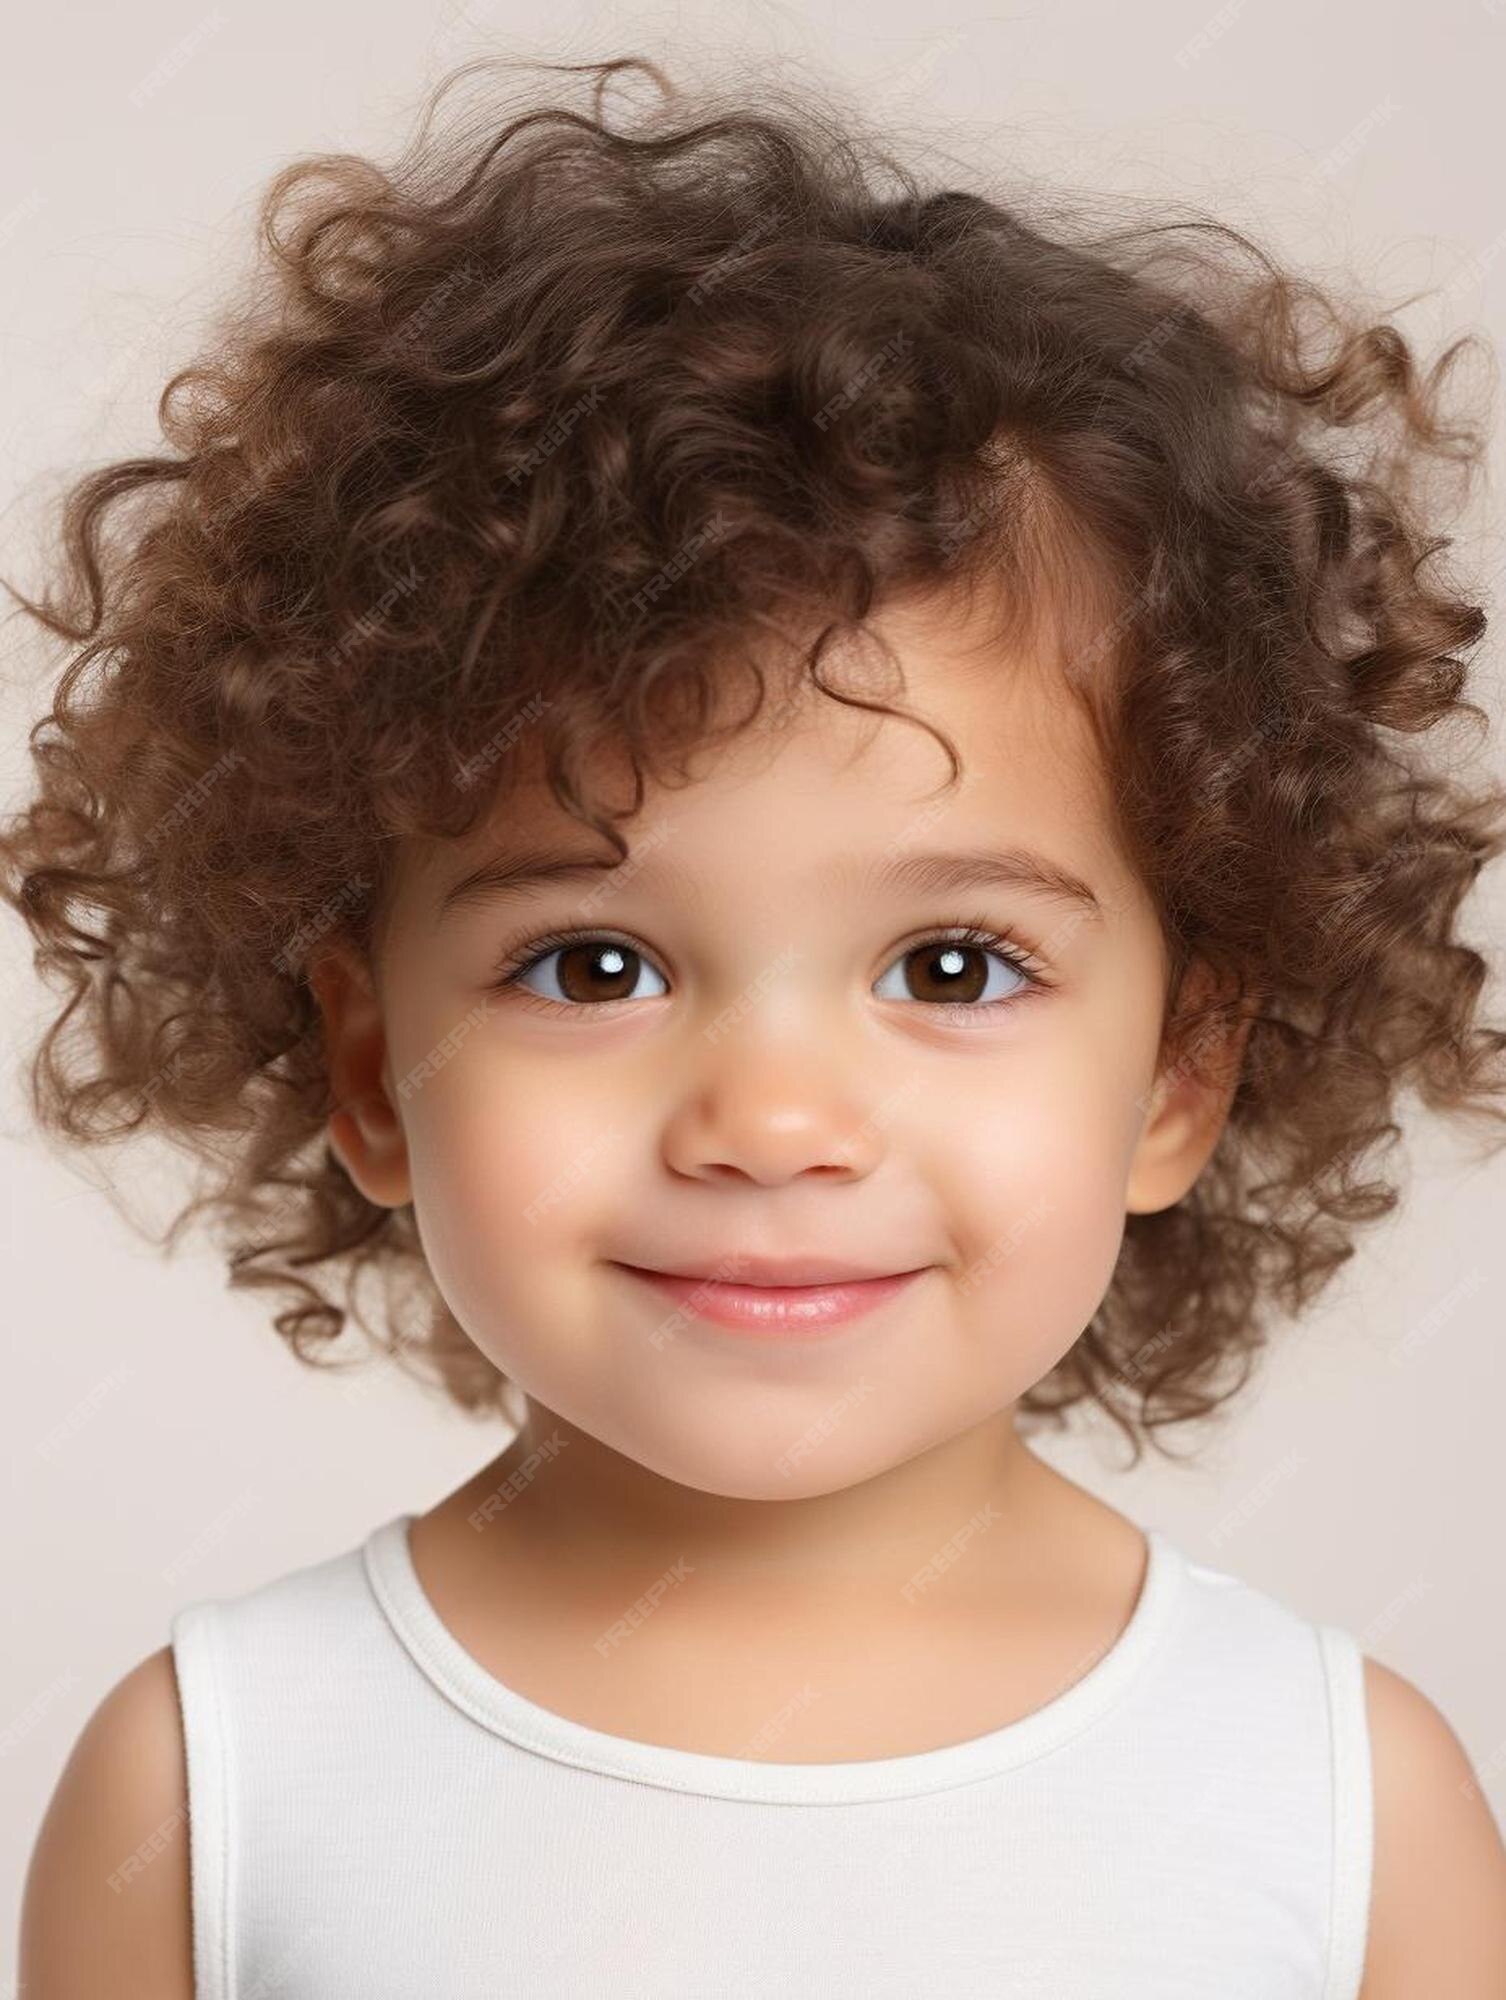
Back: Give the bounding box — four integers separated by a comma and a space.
169, 1512, 1373, 1998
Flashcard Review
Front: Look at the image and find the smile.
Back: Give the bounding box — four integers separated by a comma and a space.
611, 1263, 928, 1336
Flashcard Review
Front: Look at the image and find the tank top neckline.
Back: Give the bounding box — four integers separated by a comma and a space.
361, 1511, 1185, 1805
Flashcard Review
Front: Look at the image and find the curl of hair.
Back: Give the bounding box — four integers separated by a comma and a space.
4, 53, 1505, 1463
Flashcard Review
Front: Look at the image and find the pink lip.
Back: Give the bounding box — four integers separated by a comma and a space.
614, 1263, 926, 1336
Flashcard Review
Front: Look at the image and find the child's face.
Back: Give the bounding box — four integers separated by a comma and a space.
315, 589, 1240, 1500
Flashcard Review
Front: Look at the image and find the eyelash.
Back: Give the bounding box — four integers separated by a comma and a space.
485, 914, 1054, 1019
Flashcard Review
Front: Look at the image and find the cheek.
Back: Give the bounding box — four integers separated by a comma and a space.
397, 1045, 622, 1326
927, 1040, 1136, 1365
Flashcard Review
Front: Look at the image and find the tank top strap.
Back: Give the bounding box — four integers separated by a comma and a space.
1314, 1623, 1374, 2000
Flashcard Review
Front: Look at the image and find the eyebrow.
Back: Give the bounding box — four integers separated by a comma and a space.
434, 842, 1105, 928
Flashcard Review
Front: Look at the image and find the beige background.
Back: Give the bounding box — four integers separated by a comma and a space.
3, 0, 1504, 1966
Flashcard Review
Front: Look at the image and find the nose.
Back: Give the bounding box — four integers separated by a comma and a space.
659, 1036, 887, 1186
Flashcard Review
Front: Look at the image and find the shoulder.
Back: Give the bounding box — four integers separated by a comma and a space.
20, 1643, 195, 2000
1357, 1654, 1506, 1998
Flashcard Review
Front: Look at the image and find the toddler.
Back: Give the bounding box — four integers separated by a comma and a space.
13, 51, 1506, 1998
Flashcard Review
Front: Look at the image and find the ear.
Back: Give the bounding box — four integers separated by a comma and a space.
1125, 959, 1257, 1217
307, 935, 413, 1209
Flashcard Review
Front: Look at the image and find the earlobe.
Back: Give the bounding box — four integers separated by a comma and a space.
307, 938, 413, 1210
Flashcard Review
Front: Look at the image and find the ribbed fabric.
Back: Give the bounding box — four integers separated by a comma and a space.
169, 1513, 1373, 1998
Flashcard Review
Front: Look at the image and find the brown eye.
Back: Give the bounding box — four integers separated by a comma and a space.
512, 939, 668, 1006
874, 935, 1034, 1008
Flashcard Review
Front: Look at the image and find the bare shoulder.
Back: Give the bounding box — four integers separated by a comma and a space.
19, 1643, 195, 2000
1357, 1655, 1506, 1999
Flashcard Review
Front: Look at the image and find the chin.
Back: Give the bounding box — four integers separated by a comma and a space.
587, 1410, 910, 1504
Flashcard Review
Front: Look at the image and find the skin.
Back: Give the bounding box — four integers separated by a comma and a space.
21, 586, 1506, 1994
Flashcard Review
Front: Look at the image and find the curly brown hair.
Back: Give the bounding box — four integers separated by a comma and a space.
4, 53, 1504, 1466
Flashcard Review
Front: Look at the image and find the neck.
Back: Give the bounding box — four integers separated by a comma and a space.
448, 1400, 1078, 1604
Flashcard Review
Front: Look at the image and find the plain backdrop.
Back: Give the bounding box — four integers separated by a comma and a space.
3, 0, 1505, 1964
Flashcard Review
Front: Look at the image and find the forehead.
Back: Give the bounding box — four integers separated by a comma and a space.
402, 589, 1126, 916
